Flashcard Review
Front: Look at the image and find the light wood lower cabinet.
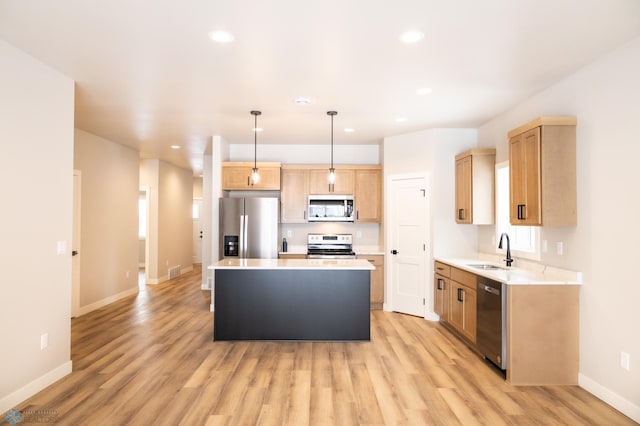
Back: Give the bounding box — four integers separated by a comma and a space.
434, 260, 579, 385
358, 255, 384, 309
434, 262, 451, 321
449, 281, 477, 343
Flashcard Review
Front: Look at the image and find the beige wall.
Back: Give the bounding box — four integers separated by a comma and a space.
74, 129, 139, 309
158, 161, 193, 277
141, 159, 193, 283
0, 40, 74, 411
476, 37, 640, 417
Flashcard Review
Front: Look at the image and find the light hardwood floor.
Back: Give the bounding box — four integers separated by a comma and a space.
15, 265, 634, 425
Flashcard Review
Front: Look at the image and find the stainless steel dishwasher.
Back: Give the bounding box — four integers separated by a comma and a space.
476, 276, 507, 369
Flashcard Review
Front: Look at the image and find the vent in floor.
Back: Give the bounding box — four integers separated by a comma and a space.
168, 265, 181, 280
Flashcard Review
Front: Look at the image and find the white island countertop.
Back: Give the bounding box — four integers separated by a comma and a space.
209, 258, 375, 271
435, 257, 581, 285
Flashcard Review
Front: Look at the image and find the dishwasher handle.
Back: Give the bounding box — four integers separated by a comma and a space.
482, 285, 500, 296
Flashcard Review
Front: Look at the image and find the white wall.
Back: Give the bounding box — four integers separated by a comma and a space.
477, 37, 640, 419
230, 144, 380, 164
0, 40, 74, 411
74, 130, 139, 311
141, 159, 194, 283
384, 128, 478, 258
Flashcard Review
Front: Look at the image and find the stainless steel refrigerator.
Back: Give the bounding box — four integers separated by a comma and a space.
219, 197, 279, 259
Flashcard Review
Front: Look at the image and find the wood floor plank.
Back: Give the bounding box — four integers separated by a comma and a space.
11, 265, 636, 425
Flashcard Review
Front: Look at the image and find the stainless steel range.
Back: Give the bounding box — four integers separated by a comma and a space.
306, 234, 356, 259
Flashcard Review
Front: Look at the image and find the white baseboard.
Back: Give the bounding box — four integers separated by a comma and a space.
0, 361, 72, 414
579, 373, 640, 423
147, 265, 194, 286
424, 312, 440, 322
76, 287, 138, 317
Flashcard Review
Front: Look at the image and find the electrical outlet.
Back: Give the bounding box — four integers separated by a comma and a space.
40, 333, 48, 350
542, 240, 548, 253
126, 271, 130, 279
287, 230, 292, 238
356, 231, 362, 238
621, 352, 630, 371
556, 242, 564, 255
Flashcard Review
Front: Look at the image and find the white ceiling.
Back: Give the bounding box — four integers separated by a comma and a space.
2, 0, 640, 174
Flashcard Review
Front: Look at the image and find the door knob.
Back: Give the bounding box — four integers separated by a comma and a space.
391, 249, 399, 255
72, 250, 78, 256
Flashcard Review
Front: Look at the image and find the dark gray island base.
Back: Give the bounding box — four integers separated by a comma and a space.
211, 259, 373, 341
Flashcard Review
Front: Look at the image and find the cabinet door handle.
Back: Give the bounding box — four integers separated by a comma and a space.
457, 288, 464, 302
458, 208, 465, 220
356, 211, 359, 220
304, 210, 306, 220
517, 204, 526, 220
437, 278, 443, 290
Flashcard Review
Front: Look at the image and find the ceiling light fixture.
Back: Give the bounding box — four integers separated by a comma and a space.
170, 145, 181, 149
400, 30, 424, 44
327, 111, 337, 184
395, 117, 408, 123
208, 30, 235, 43
344, 128, 355, 133
294, 97, 311, 105
250, 110, 261, 184
416, 87, 432, 95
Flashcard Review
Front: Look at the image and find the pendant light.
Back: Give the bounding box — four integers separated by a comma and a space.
327, 111, 337, 184
250, 110, 261, 184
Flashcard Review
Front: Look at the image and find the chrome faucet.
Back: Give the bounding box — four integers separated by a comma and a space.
498, 233, 513, 267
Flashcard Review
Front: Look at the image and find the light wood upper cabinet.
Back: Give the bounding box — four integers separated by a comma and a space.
280, 168, 308, 223
354, 169, 382, 223
455, 149, 495, 224
280, 165, 382, 224
221, 162, 281, 190
508, 117, 576, 226
308, 168, 354, 195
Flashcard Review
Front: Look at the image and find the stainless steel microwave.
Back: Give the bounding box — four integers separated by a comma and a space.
308, 195, 354, 222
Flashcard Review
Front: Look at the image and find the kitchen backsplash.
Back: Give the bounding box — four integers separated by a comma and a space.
280, 222, 381, 248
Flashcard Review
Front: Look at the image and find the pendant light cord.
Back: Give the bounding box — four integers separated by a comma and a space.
330, 113, 334, 170
254, 112, 257, 170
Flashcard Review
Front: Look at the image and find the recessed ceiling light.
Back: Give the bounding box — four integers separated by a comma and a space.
344, 128, 355, 133
208, 30, 235, 43
417, 87, 432, 95
253, 127, 263, 132
171, 145, 181, 149
400, 30, 424, 44
294, 97, 311, 105
395, 117, 408, 123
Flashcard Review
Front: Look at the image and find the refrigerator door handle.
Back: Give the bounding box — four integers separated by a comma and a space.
243, 214, 249, 258
239, 214, 245, 258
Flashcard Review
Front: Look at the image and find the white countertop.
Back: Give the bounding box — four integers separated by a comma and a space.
435, 257, 582, 285
209, 258, 375, 270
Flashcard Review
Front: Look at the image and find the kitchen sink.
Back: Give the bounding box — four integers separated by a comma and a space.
467, 264, 505, 271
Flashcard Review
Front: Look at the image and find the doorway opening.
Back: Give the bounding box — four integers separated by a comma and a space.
138, 188, 149, 290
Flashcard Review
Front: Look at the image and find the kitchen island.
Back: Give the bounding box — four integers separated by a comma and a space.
208, 258, 374, 341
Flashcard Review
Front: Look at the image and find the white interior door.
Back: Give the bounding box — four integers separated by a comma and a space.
193, 198, 203, 264
388, 175, 428, 317
72, 170, 81, 317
